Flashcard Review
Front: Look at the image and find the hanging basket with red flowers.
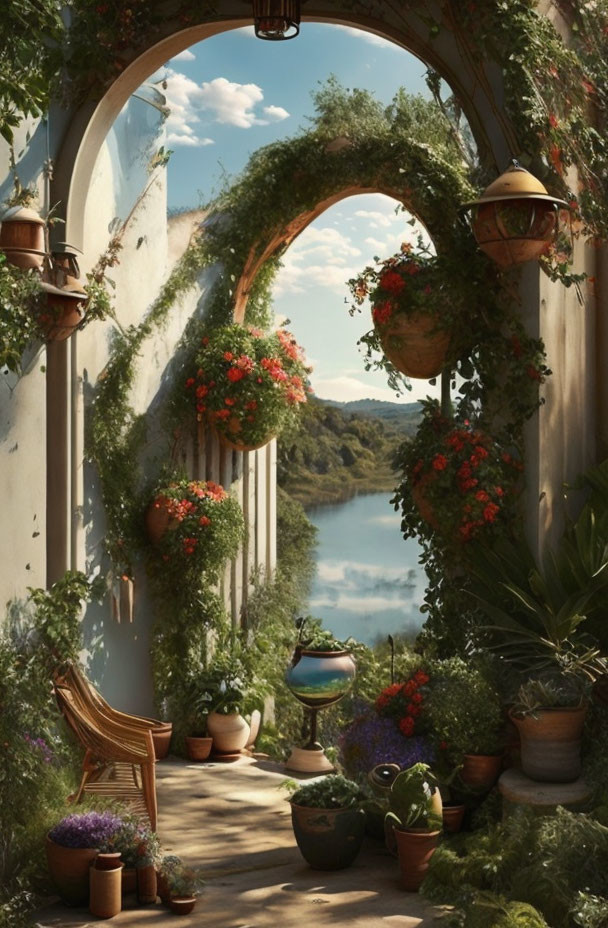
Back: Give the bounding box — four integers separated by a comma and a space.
185, 324, 312, 451
145, 479, 245, 582
397, 402, 523, 545
348, 241, 459, 381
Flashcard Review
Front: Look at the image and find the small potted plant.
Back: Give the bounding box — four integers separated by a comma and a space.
204, 647, 264, 755
101, 816, 161, 900
287, 774, 366, 870
186, 324, 311, 451
182, 671, 215, 762
384, 763, 443, 891
145, 478, 245, 584
162, 857, 206, 915
46, 811, 124, 905
424, 657, 504, 791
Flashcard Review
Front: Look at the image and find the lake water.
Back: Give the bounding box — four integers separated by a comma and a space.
305, 492, 427, 647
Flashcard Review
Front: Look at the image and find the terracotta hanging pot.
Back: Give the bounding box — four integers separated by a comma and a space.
213, 416, 275, 453
460, 753, 503, 790
185, 735, 213, 762
509, 705, 587, 783
0, 205, 46, 269
410, 474, 440, 530
393, 828, 440, 891
377, 312, 450, 380
39, 279, 87, 341
206, 711, 250, 753
145, 496, 177, 544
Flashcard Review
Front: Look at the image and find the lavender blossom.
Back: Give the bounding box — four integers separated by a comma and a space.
49, 811, 124, 849
339, 713, 435, 781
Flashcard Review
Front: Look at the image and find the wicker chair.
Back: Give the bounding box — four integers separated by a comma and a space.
54, 661, 161, 733
53, 669, 158, 829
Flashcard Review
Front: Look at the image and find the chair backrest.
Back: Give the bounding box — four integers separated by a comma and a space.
54, 661, 160, 729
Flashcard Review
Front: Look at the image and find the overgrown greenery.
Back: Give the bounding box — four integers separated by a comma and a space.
0, 571, 104, 928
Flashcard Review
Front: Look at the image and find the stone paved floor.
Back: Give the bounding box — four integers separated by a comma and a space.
36, 756, 445, 927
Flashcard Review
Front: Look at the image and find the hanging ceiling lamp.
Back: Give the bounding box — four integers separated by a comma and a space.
252, 0, 300, 39
462, 160, 570, 269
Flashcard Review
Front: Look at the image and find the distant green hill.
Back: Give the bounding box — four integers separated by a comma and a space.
321, 398, 422, 433
277, 397, 419, 507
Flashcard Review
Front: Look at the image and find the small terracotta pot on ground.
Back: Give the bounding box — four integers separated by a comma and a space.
122, 867, 137, 894
206, 711, 250, 753
461, 754, 503, 790
169, 896, 197, 915
89, 860, 124, 919
152, 722, 173, 760
137, 864, 158, 904
442, 802, 466, 833
394, 828, 441, 891
185, 736, 213, 762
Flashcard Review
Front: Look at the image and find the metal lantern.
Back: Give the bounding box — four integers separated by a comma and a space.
51, 242, 83, 283
252, 0, 300, 39
462, 161, 570, 269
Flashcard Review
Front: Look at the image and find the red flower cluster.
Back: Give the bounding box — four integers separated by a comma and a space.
409, 416, 522, 543
374, 670, 430, 738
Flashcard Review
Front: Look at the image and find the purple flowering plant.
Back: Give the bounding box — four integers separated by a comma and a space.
49, 811, 124, 849
339, 713, 435, 782
23, 733, 54, 764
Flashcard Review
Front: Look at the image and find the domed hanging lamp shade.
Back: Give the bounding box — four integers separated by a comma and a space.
252, 0, 300, 39
462, 161, 570, 269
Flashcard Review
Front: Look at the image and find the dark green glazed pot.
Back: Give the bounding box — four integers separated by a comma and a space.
290, 803, 365, 870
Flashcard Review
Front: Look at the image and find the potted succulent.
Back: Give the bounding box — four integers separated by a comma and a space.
145, 478, 245, 584
347, 241, 460, 381
46, 811, 124, 905
383, 763, 443, 891
186, 324, 311, 451
287, 774, 366, 870
182, 670, 215, 762
470, 534, 608, 783
158, 855, 205, 915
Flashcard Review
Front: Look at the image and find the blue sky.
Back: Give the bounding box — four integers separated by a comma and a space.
148, 24, 442, 404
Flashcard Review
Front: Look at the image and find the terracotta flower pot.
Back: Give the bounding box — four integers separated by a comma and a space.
394, 828, 440, 891
290, 803, 365, 870
38, 279, 86, 341
213, 416, 275, 452
206, 711, 250, 753
377, 312, 450, 380
461, 753, 503, 790
442, 802, 466, 834
45, 835, 99, 906
169, 895, 197, 915
137, 864, 157, 904
0, 206, 46, 268
122, 867, 137, 894
152, 722, 173, 760
145, 496, 177, 544
510, 705, 587, 783
89, 860, 124, 918
156, 872, 170, 904
185, 736, 213, 762
94, 853, 122, 871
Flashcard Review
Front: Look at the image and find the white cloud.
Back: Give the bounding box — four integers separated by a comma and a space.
365, 236, 387, 252
326, 24, 398, 49
198, 77, 265, 127
309, 594, 411, 613
263, 105, 289, 122
312, 374, 407, 404
166, 132, 214, 147
170, 49, 195, 62
316, 561, 408, 583
354, 209, 401, 228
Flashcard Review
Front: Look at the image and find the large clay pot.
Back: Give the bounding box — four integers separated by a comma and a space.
152, 722, 173, 760
45, 835, 99, 906
185, 735, 213, 761
290, 803, 365, 870
377, 312, 450, 380
394, 828, 440, 891
89, 860, 124, 918
461, 754, 503, 790
510, 706, 587, 783
285, 649, 356, 709
206, 711, 250, 753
